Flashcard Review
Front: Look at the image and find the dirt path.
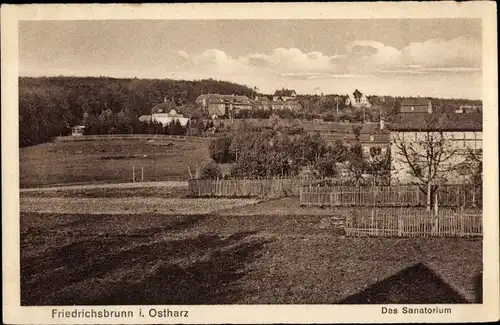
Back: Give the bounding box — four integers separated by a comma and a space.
20, 181, 188, 193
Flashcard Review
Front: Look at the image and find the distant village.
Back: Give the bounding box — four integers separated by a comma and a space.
68, 87, 482, 186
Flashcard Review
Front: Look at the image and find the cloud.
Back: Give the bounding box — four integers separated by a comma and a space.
178, 36, 480, 80
343, 37, 481, 73
402, 37, 481, 69
346, 40, 404, 67
173, 37, 481, 97
246, 48, 337, 73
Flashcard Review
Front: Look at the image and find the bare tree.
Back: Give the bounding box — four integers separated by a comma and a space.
392, 114, 458, 210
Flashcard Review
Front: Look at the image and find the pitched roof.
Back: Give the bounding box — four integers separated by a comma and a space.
138, 115, 151, 122
257, 96, 271, 102
359, 122, 389, 135
201, 94, 251, 104
388, 112, 482, 132
166, 109, 183, 117
151, 101, 177, 114
353, 89, 363, 98
401, 98, 431, 107
273, 89, 296, 97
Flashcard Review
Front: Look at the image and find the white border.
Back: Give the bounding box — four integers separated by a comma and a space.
2, 2, 499, 324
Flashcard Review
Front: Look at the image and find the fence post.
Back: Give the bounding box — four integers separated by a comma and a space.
371, 209, 375, 236
132, 165, 135, 183
141, 167, 144, 182
434, 190, 439, 215
397, 216, 402, 237
460, 206, 465, 237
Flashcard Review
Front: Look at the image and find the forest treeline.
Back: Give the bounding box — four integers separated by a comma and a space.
19, 76, 255, 146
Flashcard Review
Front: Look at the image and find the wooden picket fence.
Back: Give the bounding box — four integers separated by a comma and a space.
299, 184, 482, 208
437, 184, 482, 207
345, 208, 482, 237
188, 178, 316, 198
299, 185, 424, 207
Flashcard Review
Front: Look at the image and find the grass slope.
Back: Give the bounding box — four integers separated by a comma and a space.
20, 138, 209, 188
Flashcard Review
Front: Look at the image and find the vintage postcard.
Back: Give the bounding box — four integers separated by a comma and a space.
2, 2, 499, 324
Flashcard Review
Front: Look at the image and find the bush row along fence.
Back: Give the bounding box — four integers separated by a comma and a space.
188, 178, 319, 198
299, 184, 482, 208
344, 207, 482, 237
54, 134, 213, 142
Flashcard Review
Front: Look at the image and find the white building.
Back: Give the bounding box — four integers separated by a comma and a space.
345, 89, 371, 109
141, 99, 190, 127
152, 108, 190, 127
71, 125, 85, 136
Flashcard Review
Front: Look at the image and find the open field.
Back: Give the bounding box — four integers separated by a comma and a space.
21, 212, 482, 305
19, 155, 483, 305
20, 138, 210, 188
20, 181, 189, 197
20, 197, 260, 215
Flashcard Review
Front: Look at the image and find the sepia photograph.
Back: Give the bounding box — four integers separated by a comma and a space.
2, 2, 499, 324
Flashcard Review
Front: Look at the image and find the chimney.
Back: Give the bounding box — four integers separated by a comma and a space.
428, 100, 433, 114
379, 117, 385, 131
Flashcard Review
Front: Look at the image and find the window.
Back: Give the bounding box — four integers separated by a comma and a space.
369, 134, 375, 142
411, 106, 415, 111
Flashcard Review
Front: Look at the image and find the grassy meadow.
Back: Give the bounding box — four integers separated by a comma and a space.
20, 138, 210, 188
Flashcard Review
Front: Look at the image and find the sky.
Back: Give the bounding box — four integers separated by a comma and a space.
19, 19, 482, 99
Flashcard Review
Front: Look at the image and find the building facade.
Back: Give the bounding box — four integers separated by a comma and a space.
271, 100, 302, 111
388, 112, 482, 184
345, 89, 371, 109
71, 125, 85, 136
400, 98, 433, 113
145, 100, 191, 126
196, 94, 253, 117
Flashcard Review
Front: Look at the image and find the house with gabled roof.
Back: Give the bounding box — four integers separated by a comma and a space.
143, 98, 190, 127
273, 88, 297, 101
345, 89, 371, 109
400, 98, 433, 113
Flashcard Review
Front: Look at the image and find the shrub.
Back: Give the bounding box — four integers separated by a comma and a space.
209, 135, 235, 163
197, 159, 222, 180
